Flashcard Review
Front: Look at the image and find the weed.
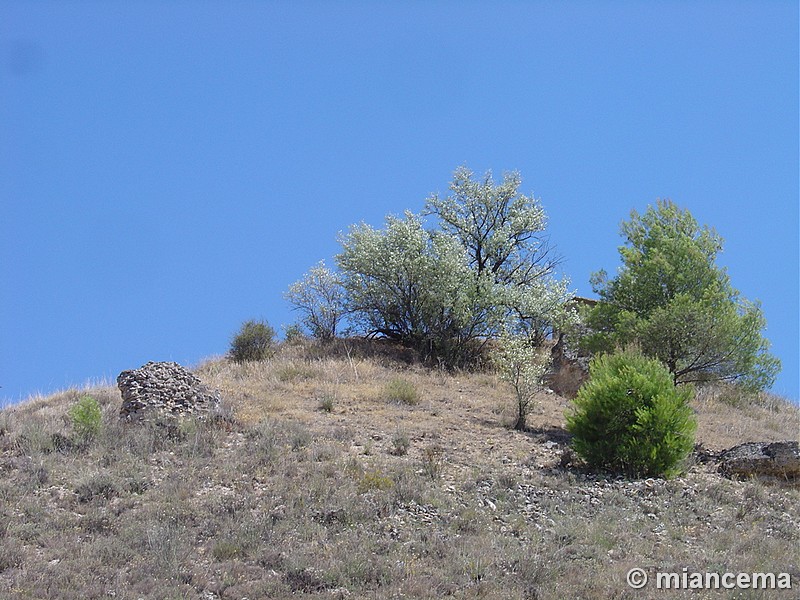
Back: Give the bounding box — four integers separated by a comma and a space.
462, 554, 489, 583
69, 395, 102, 444
75, 473, 119, 503
391, 431, 411, 456
51, 432, 75, 453
452, 506, 482, 534
421, 445, 444, 481
497, 472, 517, 490
363, 439, 374, 455
274, 362, 316, 382
284, 566, 335, 593
385, 378, 420, 405
358, 469, 394, 493
212, 540, 247, 561
19, 421, 56, 455
177, 417, 222, 459
317, 392, 336, 413
0, 542, 23, 571
23, 461, 49, 488
144, 521, 191, 576
389, 467, 426, 505
311, 443, 338, 462
287, 423, 311, 451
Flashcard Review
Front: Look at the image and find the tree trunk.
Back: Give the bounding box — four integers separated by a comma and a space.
513, 408, 527, 431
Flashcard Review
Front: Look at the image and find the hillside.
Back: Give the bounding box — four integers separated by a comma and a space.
1, 341, 798, 599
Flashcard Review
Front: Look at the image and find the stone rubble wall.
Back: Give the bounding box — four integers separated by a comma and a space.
117, 361, 221, 421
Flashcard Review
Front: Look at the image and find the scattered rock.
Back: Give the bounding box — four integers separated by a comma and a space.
117, 361, 221, 421
559, 448, 577, 469
719, 441, 799, 483
692, 443, 721, 465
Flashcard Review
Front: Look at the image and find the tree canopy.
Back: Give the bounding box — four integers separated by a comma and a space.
328, 168, 574, 366
424, 166, 559, 285
283, 260, 345, 341
335, 211, 486, 351
584, 199, 780, 391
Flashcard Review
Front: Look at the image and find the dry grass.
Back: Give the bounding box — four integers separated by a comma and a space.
691, 383, 799, 450
0, 340, 797, 599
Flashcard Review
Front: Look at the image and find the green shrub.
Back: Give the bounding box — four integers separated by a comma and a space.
565, 350, 696, 478
230, 319, 275, 363
69, 395, 102, 443
384, 378, 419, 405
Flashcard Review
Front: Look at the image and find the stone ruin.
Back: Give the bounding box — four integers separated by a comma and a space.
117, 361, 221, 421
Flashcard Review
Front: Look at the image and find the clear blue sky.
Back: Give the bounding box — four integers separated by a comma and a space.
2, 1, 797, 405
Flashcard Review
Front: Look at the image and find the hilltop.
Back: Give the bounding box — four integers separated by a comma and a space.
1, 340, 798, 599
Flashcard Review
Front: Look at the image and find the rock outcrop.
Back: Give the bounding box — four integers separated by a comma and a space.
546, 333, 589, 399
719, 441, 800, 483
117, 361, 221, 421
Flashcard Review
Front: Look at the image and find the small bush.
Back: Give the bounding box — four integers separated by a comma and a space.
384, 378, 419, 405
420, 445, 444, 481
274, 362, 316, 382
358, 469, 394, 493
69, 395, 102, 443
282, 323, 307, 344
230, 319, 276, 363
317, 393, 335, 413
492, 333, 550, 431
391, 431, 410, 456
75, 473, 120, 503
566, 350, 697, 478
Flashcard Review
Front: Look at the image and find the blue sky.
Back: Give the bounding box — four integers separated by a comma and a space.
2, 1, 797, 405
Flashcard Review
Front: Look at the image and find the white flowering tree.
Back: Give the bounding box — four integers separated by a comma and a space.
493, 332, 551, 430
335, 211, 502, 363
287, 167, 576, 367
425, 166, 559, 285
284, 260, 345, 340
425, 167, 573, 342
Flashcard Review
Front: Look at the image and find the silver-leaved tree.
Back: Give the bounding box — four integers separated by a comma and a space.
329, 167, 573, 367
285, 167, 574, 368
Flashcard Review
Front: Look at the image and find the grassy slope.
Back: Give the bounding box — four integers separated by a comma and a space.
0, 341, 798, 599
